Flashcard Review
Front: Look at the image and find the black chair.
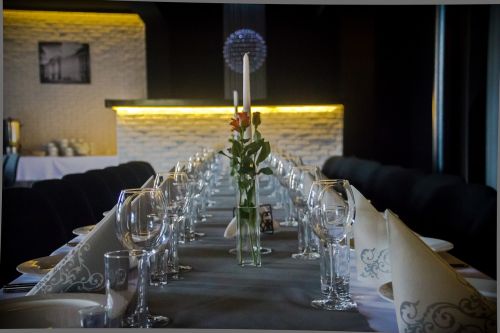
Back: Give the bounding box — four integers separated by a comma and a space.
126, 161, 155, 176
3, 154, 19, 187
32, 179, 96, 239
344, 157, 382, 198
406, 173, 464, 232
1, 187, 66, 285
105, 165, 143, 189
123, 161, 155, 185
419, 183, 497, 278
321, 156, 344, 179
86, 169, 125, 203
62, 172, 115, 220
367, 165, 423, 218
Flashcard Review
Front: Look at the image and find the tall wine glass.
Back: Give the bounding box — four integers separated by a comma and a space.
290, 166, 321, 260
154, 171, 193, 276
115, 188, 171, 327
309, 180, 357, 311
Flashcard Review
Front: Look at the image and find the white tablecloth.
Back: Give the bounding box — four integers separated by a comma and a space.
16, 156, 119, 181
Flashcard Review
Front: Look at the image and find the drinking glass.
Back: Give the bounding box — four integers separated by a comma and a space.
276, 158, 297, 227
309, 180, 357, 311
153, 171, 193, 276
104, 250, 149, 328
290, 166, 321, 260
115, 188, 171, 326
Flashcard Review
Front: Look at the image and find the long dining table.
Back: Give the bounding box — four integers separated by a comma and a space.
0, 167, 493, 331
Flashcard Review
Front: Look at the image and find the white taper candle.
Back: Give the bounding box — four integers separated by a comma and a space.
242, 53, 251, 113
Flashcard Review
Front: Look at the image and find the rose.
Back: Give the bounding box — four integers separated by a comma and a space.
220, 111, 272, 178
229, 112, 251, 132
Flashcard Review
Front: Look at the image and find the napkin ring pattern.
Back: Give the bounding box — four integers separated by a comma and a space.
399, 294, 497, 333
359, 248, 391, 279
32, 243, 104, 294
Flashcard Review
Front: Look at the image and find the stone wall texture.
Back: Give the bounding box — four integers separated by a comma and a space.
3, 10, 147, 155
117, 109, 343, 172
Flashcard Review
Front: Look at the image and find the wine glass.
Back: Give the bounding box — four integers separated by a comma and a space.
309, 180, 357, 311
115, 188, 171, 327
290, 166, 321, 260
153, 171, 193, 276
276, 158, 297, 227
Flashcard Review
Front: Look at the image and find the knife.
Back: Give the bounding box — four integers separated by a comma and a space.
2, 282, 38, 293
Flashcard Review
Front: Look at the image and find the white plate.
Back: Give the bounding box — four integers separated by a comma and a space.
72, 225, 95, 236
378, 278, 497, 302
419, 236, 454, 252
16, 253, 66, 276
0, 293, 105, 328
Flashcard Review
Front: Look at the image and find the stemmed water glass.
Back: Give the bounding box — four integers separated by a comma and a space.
289, 165, 321, 260
115, 188, 171, 327
153, 171, 193, 276
309, 180, 357, 311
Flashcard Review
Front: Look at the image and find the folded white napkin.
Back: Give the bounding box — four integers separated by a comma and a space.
351, 186, 391, 286
28, 175, 154, 295
386, 210, 497, 333
27, 206, 121, 295
224, 217, 280, 238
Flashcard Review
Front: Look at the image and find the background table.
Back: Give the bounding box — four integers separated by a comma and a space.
16, 155, 119, 181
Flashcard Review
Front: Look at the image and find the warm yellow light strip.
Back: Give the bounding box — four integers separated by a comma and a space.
3, 10, 144, 27
113, 105, 343, 116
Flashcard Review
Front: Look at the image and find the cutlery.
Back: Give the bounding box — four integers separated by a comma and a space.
3, 282, 38, 293
450, 263, 470, 268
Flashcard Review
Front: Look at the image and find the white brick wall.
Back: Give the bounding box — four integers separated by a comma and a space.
3, 10, 146, 155
117, 110, 343, 172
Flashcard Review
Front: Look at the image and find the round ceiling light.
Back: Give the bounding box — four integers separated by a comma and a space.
223, 28, 267, 74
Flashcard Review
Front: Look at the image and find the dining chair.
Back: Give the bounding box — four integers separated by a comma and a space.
418, 182, 497, 278
85, 169, 125, 202
32, 179, 96, 238
122, 161, 155, 185
321, 155, 344, 179
345, 158, 382, 199
105, 165, 143, 188
406, 173, 465, 232
1, 187, 66, 285
365, 165, 423, 219
62, 172, 115, 220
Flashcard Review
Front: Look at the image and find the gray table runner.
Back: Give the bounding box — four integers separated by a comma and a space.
147, 186, 374, 331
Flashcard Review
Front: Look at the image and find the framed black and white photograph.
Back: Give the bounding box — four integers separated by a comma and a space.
38, 41, 91, 84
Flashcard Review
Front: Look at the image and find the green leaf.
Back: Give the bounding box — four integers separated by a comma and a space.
218, 150, 230, 158
256, 141, 271, 165
232, 140, 242, 156
258, 167, 273, 175
245, 141, 261, 155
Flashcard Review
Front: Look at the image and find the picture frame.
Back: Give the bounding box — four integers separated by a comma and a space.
38, 41, 91, 84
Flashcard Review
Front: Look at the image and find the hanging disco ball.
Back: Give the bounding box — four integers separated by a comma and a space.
223, 28, 267, 74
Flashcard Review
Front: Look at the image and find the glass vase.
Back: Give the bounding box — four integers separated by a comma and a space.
235, 174, 261, 267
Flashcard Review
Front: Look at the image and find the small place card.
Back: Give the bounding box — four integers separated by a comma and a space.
232, 204, 274, 234
259, 204, 274, 234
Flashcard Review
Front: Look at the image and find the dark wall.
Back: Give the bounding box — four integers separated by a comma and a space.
443, 5, 490, 184
8, 1, 492, 179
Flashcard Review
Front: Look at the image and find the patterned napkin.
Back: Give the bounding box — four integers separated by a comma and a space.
28, 176, 154, 295
351, 186, 391, 286
386, 210, 497, 333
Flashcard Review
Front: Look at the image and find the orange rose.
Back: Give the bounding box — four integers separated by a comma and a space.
238, 112, 250, 129
230, 118, 240, 132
